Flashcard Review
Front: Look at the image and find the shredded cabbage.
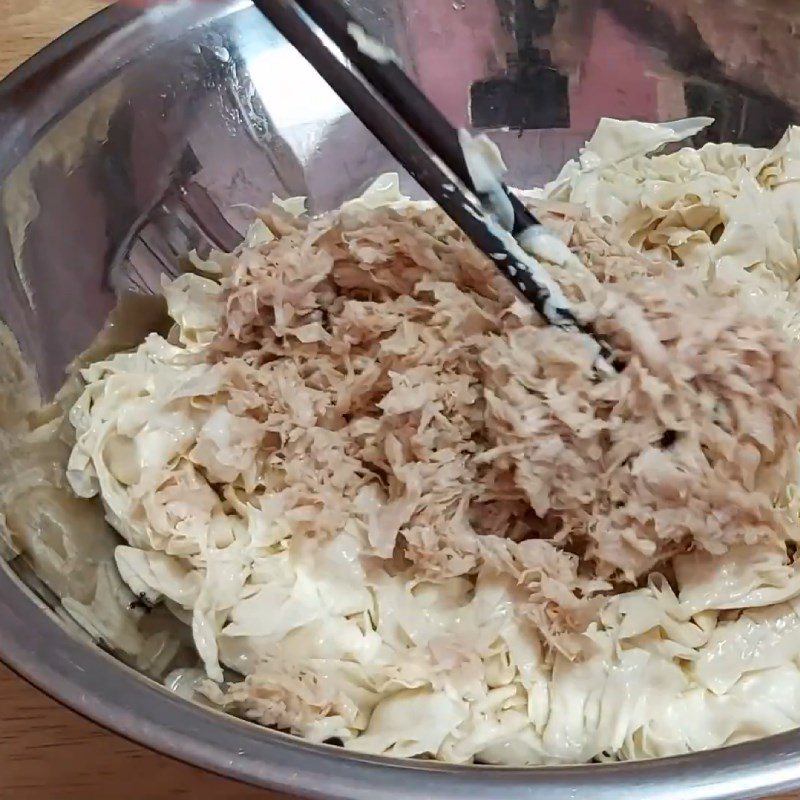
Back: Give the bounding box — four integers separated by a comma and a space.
64, 118, 800, 764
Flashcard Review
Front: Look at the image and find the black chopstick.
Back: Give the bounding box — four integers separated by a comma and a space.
290, 0, 541, 241
252, 0, 613, 365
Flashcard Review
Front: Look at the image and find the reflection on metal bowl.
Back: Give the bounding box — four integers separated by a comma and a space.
2, 1, 800, 798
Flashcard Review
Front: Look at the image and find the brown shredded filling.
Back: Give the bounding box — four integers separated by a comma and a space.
208, 198, 800, 648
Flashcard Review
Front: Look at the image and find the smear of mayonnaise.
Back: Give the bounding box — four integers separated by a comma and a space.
347, 22, 400, 65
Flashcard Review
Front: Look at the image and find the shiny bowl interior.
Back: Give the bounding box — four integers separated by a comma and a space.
2, 1, 800, 798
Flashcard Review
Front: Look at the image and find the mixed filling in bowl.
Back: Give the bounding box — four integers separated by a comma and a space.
13, 117, 800, 765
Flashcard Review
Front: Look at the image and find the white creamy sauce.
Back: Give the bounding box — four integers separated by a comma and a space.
458, 130, 587, 333
346, 22, 400, 65
459, 129, 515, 231
517, 224, 588, 275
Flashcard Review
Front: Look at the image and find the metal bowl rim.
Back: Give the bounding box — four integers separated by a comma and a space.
1, 4, 800, 798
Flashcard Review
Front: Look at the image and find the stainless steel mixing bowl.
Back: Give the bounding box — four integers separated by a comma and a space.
2, 1, 800, 797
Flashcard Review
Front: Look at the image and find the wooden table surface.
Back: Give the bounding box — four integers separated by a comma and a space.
0, 2, 798, 800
